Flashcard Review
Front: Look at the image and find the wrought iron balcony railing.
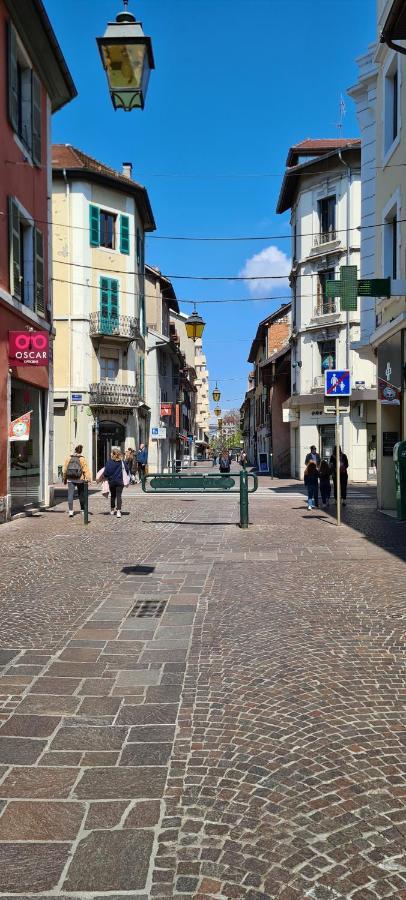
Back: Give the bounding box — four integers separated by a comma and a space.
313, 300, 340, 317
89, 312, 139, 341
89, 383, 138, 407
313, 230, 337, 247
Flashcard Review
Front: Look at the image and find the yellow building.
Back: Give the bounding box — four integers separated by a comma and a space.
52, 146, 155, 477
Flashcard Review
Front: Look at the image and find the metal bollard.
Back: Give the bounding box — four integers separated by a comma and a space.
83, 481, 89, 525
239, 469, 249, 529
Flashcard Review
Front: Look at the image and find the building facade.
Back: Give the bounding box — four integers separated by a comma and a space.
0, 0, 76, 521
52, 148, 155, 477
349, 1, 406, 509
169, 311, 197, 466
145, 265, 180, 473
277, 140, 376, 481
194, 338, 210, 457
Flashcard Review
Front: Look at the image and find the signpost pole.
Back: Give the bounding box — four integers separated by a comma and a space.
239, 469, 249, 529
335, 397, 341, 526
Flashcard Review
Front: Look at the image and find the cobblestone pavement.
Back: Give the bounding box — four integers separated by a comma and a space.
0, 473, 405, 899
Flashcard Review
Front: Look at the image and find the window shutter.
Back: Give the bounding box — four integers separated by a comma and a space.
110, 279, 119, 319
7, 23, 19, 133
34, 227, 45, 315
140, 356, 145, 399
31, 71, 42, 166
8, 197, 21, 301
89, 204, 100, 246
136, 228, 141, 267
120, 215, 130, 254
100, 277, 110, 318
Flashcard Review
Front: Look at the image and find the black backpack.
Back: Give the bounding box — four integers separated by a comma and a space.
66, 455, 83, 480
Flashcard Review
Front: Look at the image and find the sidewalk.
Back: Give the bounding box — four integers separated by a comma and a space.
0, 483, 405, 898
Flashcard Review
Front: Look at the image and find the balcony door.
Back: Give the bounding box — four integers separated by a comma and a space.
100, 277, 119, 334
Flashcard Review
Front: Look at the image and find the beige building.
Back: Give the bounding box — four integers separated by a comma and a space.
194, 338, 210, 456
145, 265, 180, 473
169, 310, 197, 465
349, 1, 406, 508
52, 146, 155, 477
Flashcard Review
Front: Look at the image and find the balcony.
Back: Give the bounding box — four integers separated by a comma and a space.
89, 312, 139, 345
89, 383, 138, 408
314, 230, 336, 246
310, 231, 341, 258
312, 300, 340, 321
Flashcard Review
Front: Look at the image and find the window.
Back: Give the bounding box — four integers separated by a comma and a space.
100, 211, 116, 249
317, 268, 336, 314
384, 206, 398, 279
100, 357, 119, 382
100, 277, 119, 330
318, 340, 336, 373
384, 56, 399, 154
318, 196, 336, 242
7, 23, 42, 165
8, 196, 44, 313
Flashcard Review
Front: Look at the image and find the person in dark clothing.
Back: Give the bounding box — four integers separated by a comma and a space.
304, 461, 319, 510
219, 449, 231, 473
104, 448, 129, 518
305, 445, 321, 467
319, 458, 331, 507
330, 446, 349, 505
136, 444, 148, 483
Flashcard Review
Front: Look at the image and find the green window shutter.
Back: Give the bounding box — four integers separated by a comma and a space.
34, 227, 45, 315
8, 196, 21, 301
7, 23, 19, 133
89, 204, 100, 246
110, 279, 119, 318
31, 71, 42, 166
100, 276, 110, 319
120, 215, 130, 254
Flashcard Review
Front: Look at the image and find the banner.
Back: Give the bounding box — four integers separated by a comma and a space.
160, 402, 173, 417
378, 377, 400, 405
9, 412, 31, 442
9, 331, 49, 367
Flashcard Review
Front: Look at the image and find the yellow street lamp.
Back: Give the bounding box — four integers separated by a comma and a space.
214, 406, 221, 417
212, 383, 221, 403
185, 304, 206, 342
97, 1, 155, 111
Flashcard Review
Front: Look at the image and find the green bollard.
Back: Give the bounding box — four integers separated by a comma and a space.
83, 481, 89, 525
239, 469, 249, 529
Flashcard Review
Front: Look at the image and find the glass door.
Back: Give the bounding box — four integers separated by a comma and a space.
10, 380, 42, 509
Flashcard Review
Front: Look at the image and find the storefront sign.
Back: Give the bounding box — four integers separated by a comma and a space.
175, 404, 180, 428
383, 431, 399, 456
160, 403, 173, 417
9, 412, 31, 442
378, 378, 401, 405
9, 331, 49, 367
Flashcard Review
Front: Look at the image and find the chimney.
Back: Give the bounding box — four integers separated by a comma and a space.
122, 162, 132, 179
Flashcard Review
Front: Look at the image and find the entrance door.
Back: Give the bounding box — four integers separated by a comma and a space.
96, 421, 125, 472
319, 425, 335, 461
10, 380, 43, 509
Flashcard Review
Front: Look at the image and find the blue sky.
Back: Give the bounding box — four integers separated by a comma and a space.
48, 0, 376, 411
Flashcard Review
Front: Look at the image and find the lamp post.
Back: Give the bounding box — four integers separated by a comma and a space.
214, 406, 221, 418
212, 384, 221, 403
185, 304, 206, 342
97, 1, 155, 111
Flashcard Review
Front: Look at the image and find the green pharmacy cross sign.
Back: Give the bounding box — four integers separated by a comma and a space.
326, 266, 391, 311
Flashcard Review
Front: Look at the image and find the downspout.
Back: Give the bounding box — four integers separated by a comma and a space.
63, 168, 72, 451
338, 151, 351, 370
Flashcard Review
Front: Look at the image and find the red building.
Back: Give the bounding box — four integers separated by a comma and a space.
0, 0, 76, 520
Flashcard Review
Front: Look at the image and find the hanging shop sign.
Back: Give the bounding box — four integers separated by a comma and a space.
9, 412, 31, 442
160, 403, 173, 417
378, 378, 401, 405
9, 331, 49, 367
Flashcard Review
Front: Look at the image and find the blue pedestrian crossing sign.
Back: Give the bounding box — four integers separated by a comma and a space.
325, 369, 351, 396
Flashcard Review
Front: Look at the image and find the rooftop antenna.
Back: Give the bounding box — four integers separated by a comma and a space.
336, 94, 346, 137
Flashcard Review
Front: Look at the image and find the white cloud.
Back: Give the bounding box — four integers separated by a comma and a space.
239, 245, 291, 297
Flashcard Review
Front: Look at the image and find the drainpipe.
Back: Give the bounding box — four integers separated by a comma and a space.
63, 168, 72, 451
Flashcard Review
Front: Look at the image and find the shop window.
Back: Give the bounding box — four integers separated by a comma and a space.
7, 23, 42, 165
318, 195, 336, 243
318, 339, 336, 373
100, 357, 119, 382
8, 197, 44, 313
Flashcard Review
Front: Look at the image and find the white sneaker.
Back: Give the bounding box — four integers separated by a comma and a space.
307, 504, 312, 511
69, 510, 74, 517
110, 509, 116, 516
116, 510, 122, 518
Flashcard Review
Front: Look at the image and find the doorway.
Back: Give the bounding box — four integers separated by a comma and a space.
96, 421, 125, 473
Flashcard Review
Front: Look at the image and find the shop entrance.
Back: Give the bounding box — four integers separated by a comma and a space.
96, 421, 125, 472
367, 425, 377, 480
10, 380, 43, 510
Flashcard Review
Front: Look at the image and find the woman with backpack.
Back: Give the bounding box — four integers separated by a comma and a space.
330, 446, 349, 505
62, 445, 92, 518
103, 448, 130, 518
219, 449, 231, 474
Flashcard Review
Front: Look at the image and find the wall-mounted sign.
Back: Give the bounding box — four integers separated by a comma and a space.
160, 402, 173, 417
9, 331, 49, 367
378, 378, 400, 405
71, 393, 83, 404
151, 426, 166, 440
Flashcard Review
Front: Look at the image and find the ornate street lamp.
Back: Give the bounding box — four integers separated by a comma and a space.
185, 304, 206, 342
97, 1, 155, 111
214, 406, 221, 417
212, 383, 221, 403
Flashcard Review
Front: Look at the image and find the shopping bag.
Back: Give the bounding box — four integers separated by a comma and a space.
96, 466, 105, 483
101, 479, 109, 497
122, 462, 130, 487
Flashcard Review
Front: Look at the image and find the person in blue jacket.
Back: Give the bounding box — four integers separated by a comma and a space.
104, 448, 130, 518
136, 443, 148, 483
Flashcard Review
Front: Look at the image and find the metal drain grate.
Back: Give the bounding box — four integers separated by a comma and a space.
129, 598, 168, 618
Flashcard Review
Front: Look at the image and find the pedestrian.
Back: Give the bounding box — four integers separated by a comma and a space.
125, 447, 137, 483
305, 445, 321, 467
136, 443, 148, 483
219, 449, 231, 473
319, 458, 331, 507
103, 448, 130, 518
304, 460, 319, 511
240, 450, 248, 468
331, 446, 349, 505
63, 444, 92, 518
212, 451, 217, 466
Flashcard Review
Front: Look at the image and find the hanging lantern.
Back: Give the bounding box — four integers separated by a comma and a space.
185, 304, 205, 341
214, 406, 221, 417
97, 1, 155, 112
212, 383, 221, 403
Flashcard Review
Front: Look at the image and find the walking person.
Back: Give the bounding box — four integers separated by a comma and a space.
305, 445, 321, 467
219, 449, 231, 473
136, 443, 148, 483
104, 448, 130, 518
304, 460, 319, 511
125, 447, 137, 483
212, 451, 217, 466
63, 444, 92, 518
319, 458, 331, 508
331, 446, 349, 505
240, 450, 248, 468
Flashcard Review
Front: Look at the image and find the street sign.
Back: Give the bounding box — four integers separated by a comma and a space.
325, 370, 351, 396
151, 426, 166, 440
71, 393, 83, 404
323, 402, 350, 415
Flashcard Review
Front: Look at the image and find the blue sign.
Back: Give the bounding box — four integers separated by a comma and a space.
71, 393, 83, 403
151, 427, 158, 435
325, 370, 351, 396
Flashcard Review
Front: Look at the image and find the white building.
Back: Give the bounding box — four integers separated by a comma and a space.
277, 139, 376, 481
194, 338, 210, 456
